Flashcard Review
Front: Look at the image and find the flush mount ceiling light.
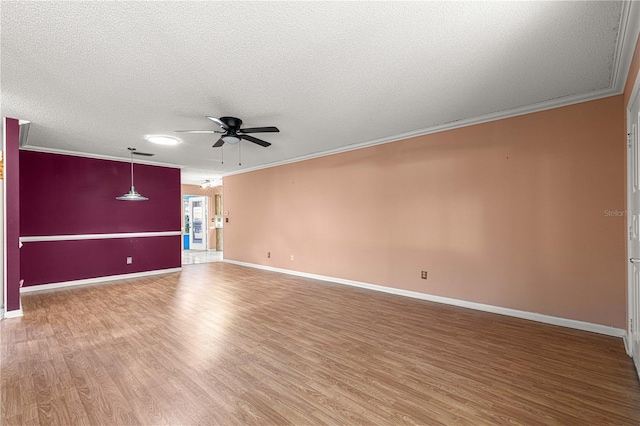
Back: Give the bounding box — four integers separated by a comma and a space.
116, 147, 149, 201
145, 135, 181, 145
200, 177, 223, 188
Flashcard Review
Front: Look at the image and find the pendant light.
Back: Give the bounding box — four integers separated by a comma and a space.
116, 148, 149, 201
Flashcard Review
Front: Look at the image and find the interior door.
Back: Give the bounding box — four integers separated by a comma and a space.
189, 196, 207, 251
628, 90, 640, 378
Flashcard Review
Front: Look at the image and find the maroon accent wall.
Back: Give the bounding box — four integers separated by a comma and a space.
20, 151, 180, 235
20, 236, 181, 286
5, 118, 21, 311
19, 151, 181, 287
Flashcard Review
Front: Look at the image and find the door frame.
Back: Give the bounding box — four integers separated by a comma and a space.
627, 71, 640, 361
1, 124, 5, 319
187, 195, 208, 251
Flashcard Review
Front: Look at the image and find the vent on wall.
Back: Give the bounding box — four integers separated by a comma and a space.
18, 121, 30, 147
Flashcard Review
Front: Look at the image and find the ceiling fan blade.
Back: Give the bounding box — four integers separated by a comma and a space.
174, 130, 220, 134
240, 134, 271, 147
212, 138, 225, 148
132, 151, 154, 157
206, 116, 228, 129
238, 126, 279, 134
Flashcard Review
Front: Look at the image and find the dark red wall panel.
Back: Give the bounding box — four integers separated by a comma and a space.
20, 150, 181, 236
20, 236, 181, 286
18, 150, 182, 289
5, 118, 21, 311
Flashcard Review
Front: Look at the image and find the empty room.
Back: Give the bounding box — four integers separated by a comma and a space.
3, 1, 640, 424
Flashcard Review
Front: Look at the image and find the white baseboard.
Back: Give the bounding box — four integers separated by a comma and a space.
624, 334, 632, 356
4, 308, 23, 319
224, 260, 626, 338
20, 267, 182, 293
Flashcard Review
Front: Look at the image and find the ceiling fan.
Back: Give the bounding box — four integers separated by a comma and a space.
175, 116, 279, 147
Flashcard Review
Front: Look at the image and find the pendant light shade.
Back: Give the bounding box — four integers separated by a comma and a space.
116, 187, 148, 201
117, 148, 148, 201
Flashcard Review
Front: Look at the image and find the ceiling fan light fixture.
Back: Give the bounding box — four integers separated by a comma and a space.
145, 135, 181, 145
222, 135, 240, 145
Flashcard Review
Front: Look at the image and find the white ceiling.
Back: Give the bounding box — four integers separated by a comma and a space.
1, 1, 638, 184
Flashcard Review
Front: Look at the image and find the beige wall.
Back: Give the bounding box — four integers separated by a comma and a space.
181, 184, 222, 250
224, 95, 626, 328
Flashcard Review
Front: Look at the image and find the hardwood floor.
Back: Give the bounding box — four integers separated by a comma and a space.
2, 263, 640, 425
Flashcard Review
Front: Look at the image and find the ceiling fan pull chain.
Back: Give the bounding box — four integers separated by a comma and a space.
221, 145, 224, 164
239, 141, 242, 166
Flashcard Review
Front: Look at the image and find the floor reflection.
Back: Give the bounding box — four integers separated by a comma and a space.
182, 250, 223, 265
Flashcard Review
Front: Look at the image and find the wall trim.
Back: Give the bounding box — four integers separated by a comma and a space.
3, 308, 23, 319
624, 334, 632, 356
19, 145, 183, 169
13, 3, 639, 185
221, 2, 640, 180
223, 88, 619, 178
20, 230, 181, 243
224, 260, 626, 338
2, 120, 6, 317
613, 0, 640, 93
20, 267, 182, 293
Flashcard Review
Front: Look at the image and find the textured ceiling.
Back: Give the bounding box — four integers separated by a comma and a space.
0, 1, 632, 183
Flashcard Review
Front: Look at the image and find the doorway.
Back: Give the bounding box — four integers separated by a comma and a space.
184, 196, 208, 251
627, 75, 640, 379
181, 188, 224, 265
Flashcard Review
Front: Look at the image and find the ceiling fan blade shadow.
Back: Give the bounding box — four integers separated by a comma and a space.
238, 126, 279, 134
212, 138, 225, 148
240, 134, 271, 147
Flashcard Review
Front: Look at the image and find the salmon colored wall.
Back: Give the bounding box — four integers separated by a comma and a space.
224, 95, 626, 328
181, 184, 222, 250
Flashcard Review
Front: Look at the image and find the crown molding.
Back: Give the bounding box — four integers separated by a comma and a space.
20, 144, 183, 169
224, 87, 619, 178
612, 0, 640, 93
224, 1, 640, 179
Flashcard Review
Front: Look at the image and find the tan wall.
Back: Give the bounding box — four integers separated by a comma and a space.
181, 184, 222, 250
224, 95, 626, 328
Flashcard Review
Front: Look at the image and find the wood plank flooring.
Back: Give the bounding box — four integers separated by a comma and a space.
2, 262, 640, 425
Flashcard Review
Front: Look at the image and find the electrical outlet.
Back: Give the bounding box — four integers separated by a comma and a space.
127, 257, 133, 265
421, 270, 427, 279
290, 255, 294, 261
267, 252, 271, 258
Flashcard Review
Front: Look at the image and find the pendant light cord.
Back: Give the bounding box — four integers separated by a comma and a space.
130, 150, 134, 188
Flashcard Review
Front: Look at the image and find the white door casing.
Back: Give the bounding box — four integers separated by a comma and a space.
189, 196, 207, 251
627, 78, 640, 379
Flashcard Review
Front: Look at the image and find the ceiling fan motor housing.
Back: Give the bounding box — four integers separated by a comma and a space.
220, 116, 242, 129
